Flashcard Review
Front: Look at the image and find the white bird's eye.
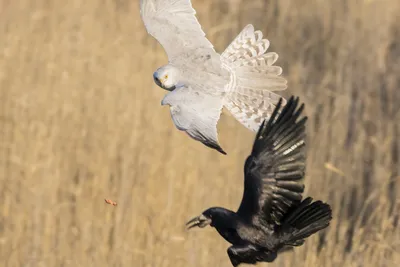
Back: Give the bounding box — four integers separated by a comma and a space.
164, 75, 168, 80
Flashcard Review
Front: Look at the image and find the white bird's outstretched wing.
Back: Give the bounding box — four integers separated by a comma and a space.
161, 85, 226, 154
140, 0, 215, 63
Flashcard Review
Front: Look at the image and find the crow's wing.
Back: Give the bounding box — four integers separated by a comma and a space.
227, 245, 277, 267
236, 96, 307, 228
140, 0, 215, 64
161, 85, 226, 154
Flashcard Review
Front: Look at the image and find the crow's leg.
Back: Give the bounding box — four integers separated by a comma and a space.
227, 244, 277, 267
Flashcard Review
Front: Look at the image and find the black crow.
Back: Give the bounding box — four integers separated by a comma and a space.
186, 96, 332, 266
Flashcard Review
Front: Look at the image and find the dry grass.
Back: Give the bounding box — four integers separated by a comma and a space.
0, 0, 399, 266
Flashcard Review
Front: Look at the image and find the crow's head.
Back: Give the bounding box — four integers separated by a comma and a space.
186, 207, 235, 230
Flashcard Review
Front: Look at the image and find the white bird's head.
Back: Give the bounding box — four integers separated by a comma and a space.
153, 65, 180, 91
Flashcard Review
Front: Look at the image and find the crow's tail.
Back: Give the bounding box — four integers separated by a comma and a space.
279, 197, 332, 247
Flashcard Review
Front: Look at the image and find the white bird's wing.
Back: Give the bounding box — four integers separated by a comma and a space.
140, 0, 215, 63
161, 85, 226, 154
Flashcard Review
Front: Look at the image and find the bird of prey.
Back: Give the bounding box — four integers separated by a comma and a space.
186, 96, 332, 266
140, 0, 287, 154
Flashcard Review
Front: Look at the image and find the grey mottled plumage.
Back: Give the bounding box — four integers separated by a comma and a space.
140, 0, 287, 154
186, 96, 332, 266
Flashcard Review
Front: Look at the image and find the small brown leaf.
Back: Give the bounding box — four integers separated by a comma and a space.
105, 198, 117, 206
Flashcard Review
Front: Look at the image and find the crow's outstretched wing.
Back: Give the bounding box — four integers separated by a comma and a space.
236, 96, 307, 228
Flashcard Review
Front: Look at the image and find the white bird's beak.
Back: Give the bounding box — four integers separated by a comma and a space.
153, 76, 175, 91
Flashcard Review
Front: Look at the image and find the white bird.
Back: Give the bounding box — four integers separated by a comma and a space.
140, 0, 287, 154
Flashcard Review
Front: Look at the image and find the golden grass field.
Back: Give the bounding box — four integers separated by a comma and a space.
0, 0, 399, 266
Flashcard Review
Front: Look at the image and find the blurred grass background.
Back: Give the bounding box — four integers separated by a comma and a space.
0, 0, 399, 266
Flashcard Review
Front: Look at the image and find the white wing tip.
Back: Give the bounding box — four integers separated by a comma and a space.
244, 24, 254, 30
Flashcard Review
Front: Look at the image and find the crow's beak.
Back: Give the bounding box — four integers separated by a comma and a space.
186, 214, 212, 230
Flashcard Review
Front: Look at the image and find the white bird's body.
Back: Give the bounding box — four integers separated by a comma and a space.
140, 0, 287, 154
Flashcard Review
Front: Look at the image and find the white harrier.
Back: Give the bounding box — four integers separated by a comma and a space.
140, 0, 287, 154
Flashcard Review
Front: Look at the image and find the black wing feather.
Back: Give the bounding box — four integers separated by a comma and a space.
236, 96, 307, 229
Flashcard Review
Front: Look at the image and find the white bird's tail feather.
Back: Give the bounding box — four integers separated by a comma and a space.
221, 24, 287, 132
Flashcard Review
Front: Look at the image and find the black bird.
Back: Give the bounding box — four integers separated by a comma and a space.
186, 96, 332, 266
